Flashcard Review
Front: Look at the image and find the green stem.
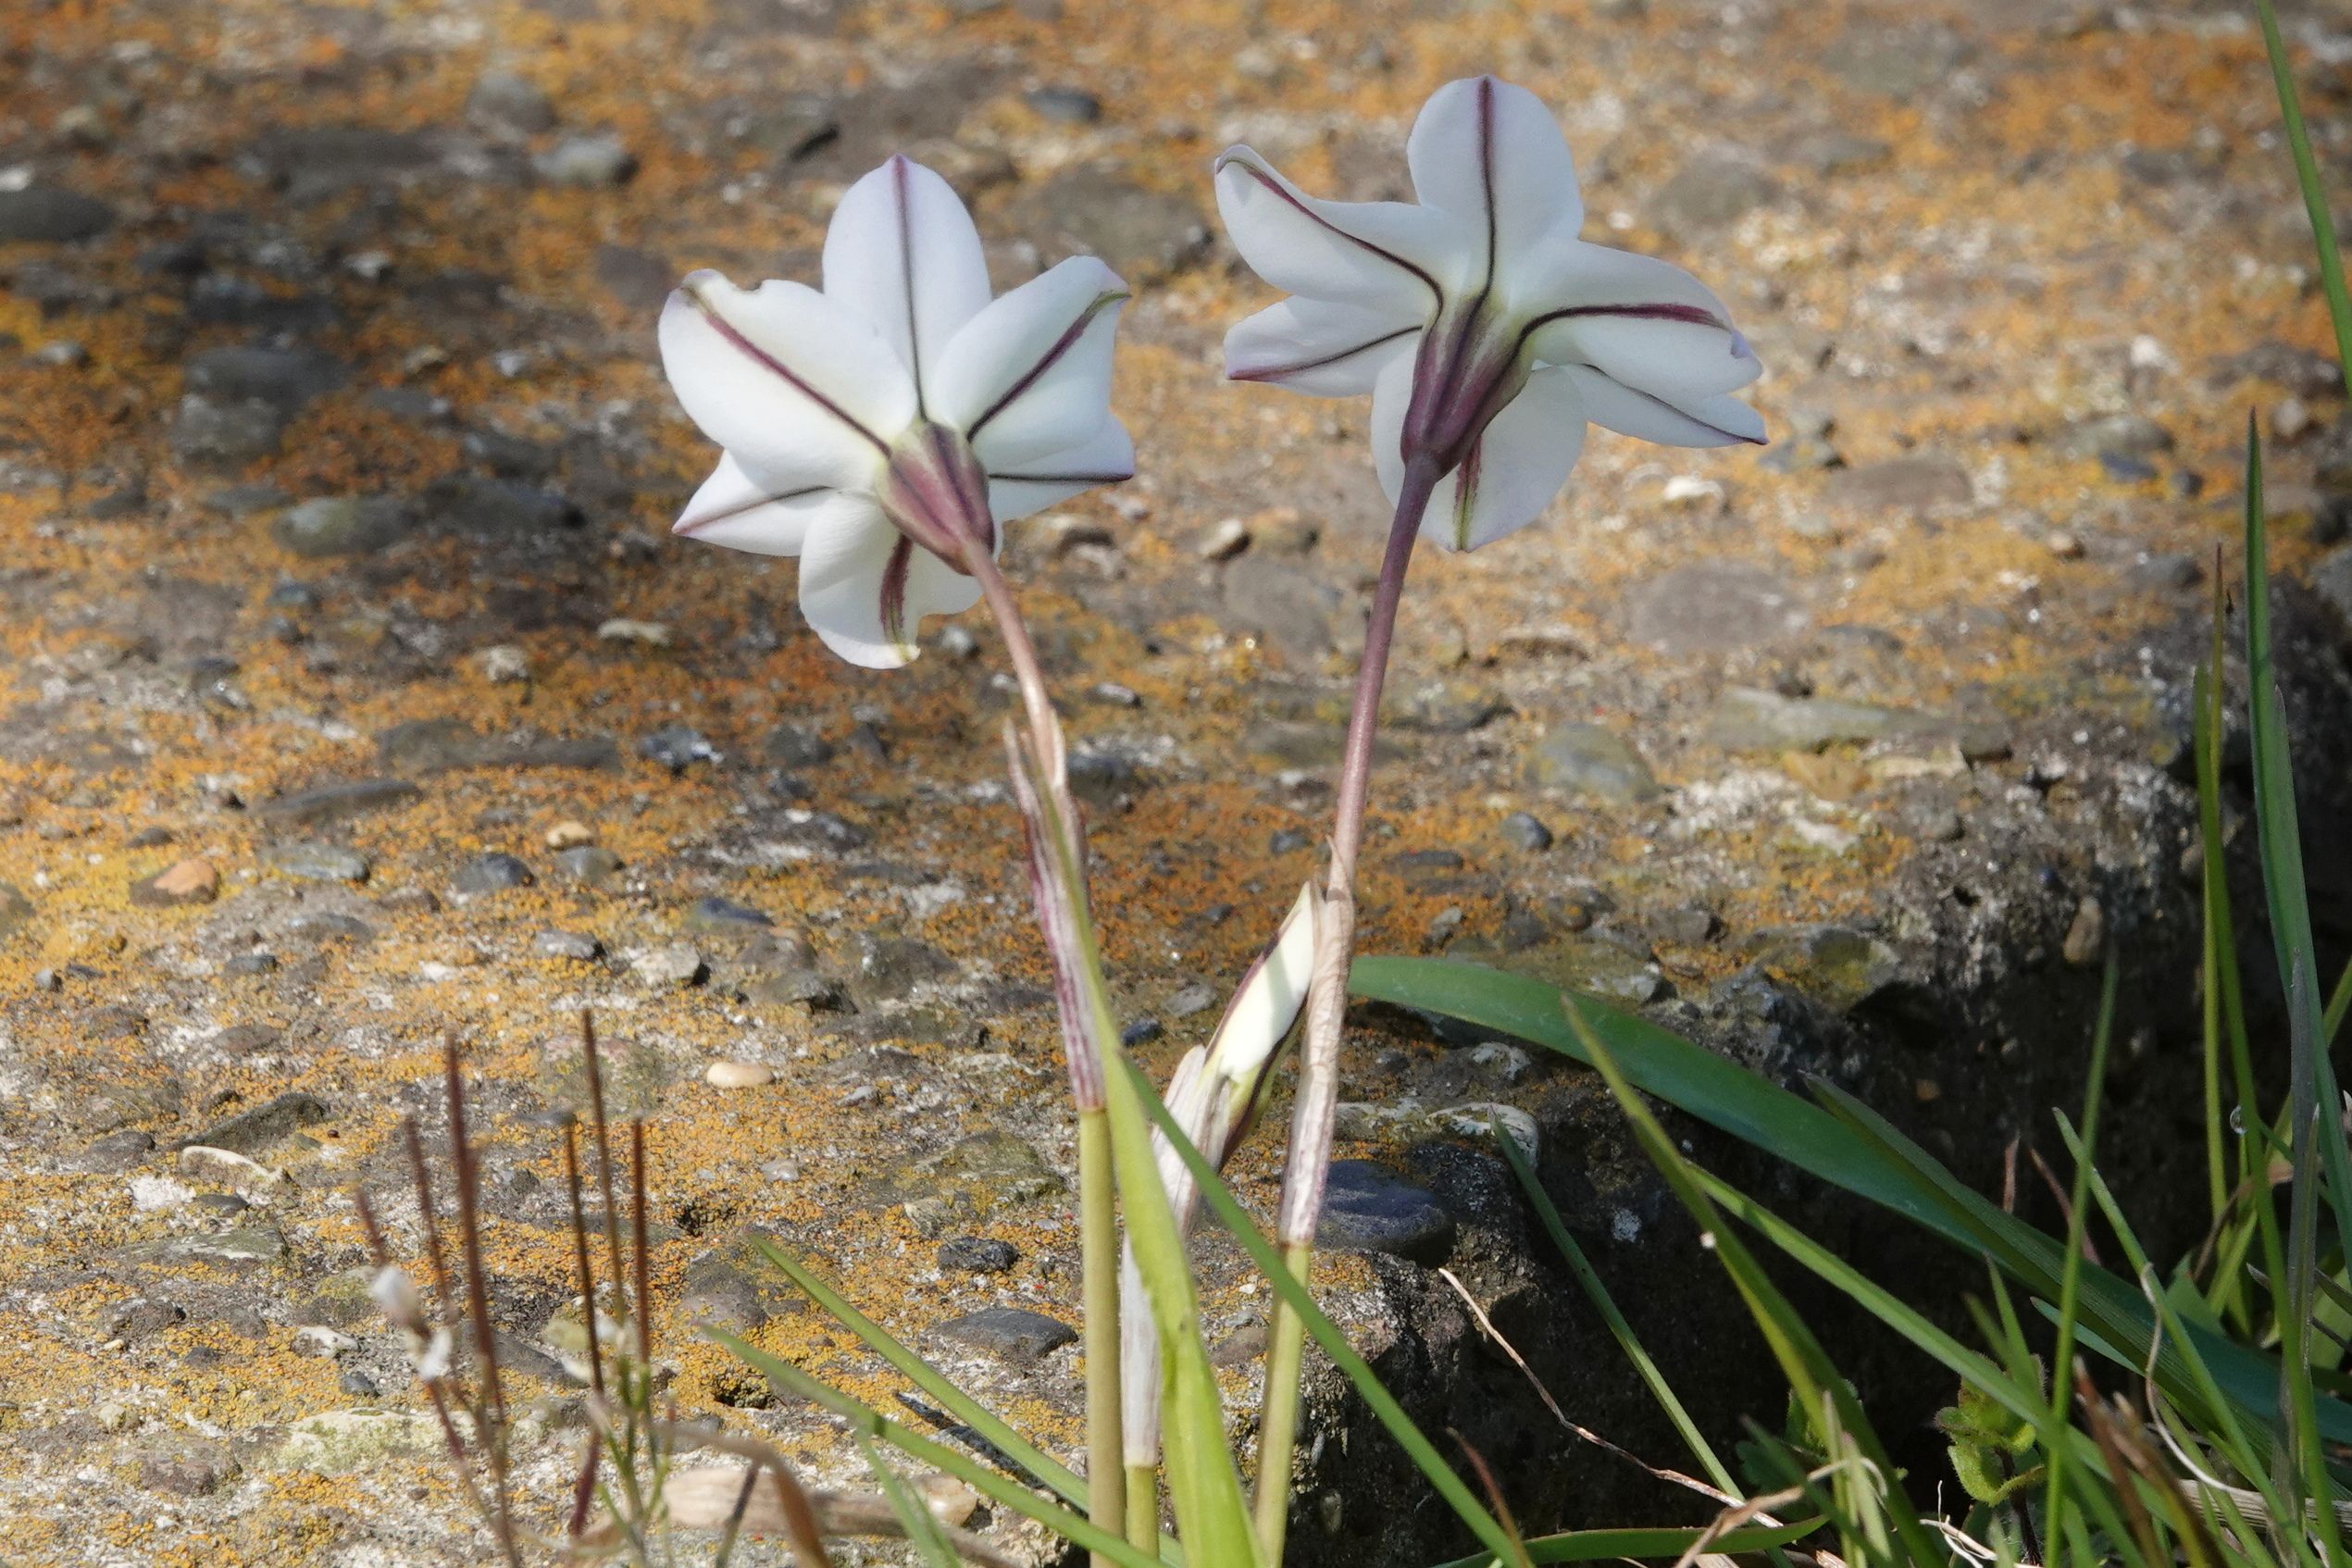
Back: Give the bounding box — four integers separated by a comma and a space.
1252, 1239, 1312, 1558
1125, 1462, 1159, 1553
1078, 1110, 1126, 1564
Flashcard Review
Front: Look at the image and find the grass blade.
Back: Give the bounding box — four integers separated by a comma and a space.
1420, 1518, 1821, 1568
747, 1238, 1092, 1512
2254, 0, 2352, 399
1117, 1055, 1524, 1565
851, 1434, 963, 1568
712, 1330, 1165, 1568
1490, 1117, 1737, 1496
1547, 1003, 1944, 1568
1351, 956, 2352, 1444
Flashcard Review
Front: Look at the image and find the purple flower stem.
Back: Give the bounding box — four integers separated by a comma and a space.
1255, 454, 1442, 1560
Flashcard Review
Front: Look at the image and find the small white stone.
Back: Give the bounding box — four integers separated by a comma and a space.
598, 617, 673, 647
293, 1325, 357, 1358
632, 942, 705, 988
177, 1145, 292, 1200
705, 1061, 775, 1089
1196, 516, 1251, 560
478, 643, 529, 683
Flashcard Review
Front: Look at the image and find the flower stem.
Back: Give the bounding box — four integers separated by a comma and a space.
1077, 1108, 1126, 1558
1252, 455, 1441, 1562
1125, 1463, 1159, 1551
963, 538, 1127, 1565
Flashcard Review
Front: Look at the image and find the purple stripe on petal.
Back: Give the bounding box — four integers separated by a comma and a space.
1215, 156, 1448, 307
988, 468, 1135, 485
963, 291, 1127, 445
890, 155, 928, 414
878, 534, 915, 651
682, 284, 894, 458
674, 483, 828, 536
1229, 324, 1419, 387
1607, 376, 1767, 446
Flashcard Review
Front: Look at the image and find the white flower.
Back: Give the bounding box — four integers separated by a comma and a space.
660, 156, 1134, 668
1216, 75, 1763, 551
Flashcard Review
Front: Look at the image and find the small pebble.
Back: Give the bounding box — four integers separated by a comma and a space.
534, 929, 602, 961
634, 942, 705, 988
1196, 516, 1251, 560
1500, 811, 1553, 852
544, 819, 593, 850
478, 643, 529, 683
705, 1061, 775, 1089
598, 617, 672, 646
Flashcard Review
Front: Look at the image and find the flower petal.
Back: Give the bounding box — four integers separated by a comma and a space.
796, 495, 980, 669
1224, 298, 1421, 397
1376, 357, 1587, 551
1515, 241, 1760, 401
822, 156, 995, 409
672, 454, 833, 554
1213, 145, 1462, 314
987, 417, 1136, 523
1562, 366, 1766, 448
1406, 77, 1583, 294
932, 255, 1128, 469
659, 270, 915, 492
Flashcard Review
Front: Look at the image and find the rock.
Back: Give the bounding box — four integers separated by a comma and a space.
1527, 723, 1662, 803
184, 345, 347, 411
0, 882, 32, 940
1014, 163, 1208, 282
1653, 156, 1780, 230
1748, 925, 1905, 1013
1500, 811, 1554, 852
429, 474, 581, 536
264, 840, 370, 883
1823, 20, 1967, 96
544, 819, 594, 850
598, 617, 672, 646
268, 1410, 449, 1474
453, 852, 534, 895
1624, 562, 1810, 655
2053, 412, 2173, 461
633, 943, 706, 988
853, 933, 956, 1003
686, 895, 772, 934
1025, 85, 1101, 122
867, 1129, 1066, 1237
2062, 896, 2106, 967
175, 1092, 329, 1158
467, 68, 557, 133
71, 1128, 156, 1173
0, 187, 115, 242
641, 725, 721, 771
2316, 545, 2352, 632
139, 1443, 238, 1498
534, 930, 602, 961
119, 1223, 287, 1269
705, 1061, 774, 1089
555, 845, 625, 884
2124, 552, 2203, 593
1823, 454, 1973, 513
177, 1145, 292, 1200
593, 244, 674, 309
765, 724, 835, 767
1198, 516, 1251, 560
169, 396, 288, 472
935, 1306, 1078, 1365
1166, 981, 1220, 1017
938, 1237, 1018, 1273
255, 777, 421, 826
534, 132, 636, 185
1066, 750, 1144, 808
131, 858, 218, 907
478, 644, 530, 683
678, 1229, 802, 1333
1314, 1161, 1456, 1263
272, 495, 412, 557
1706, 687, 2009, 758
